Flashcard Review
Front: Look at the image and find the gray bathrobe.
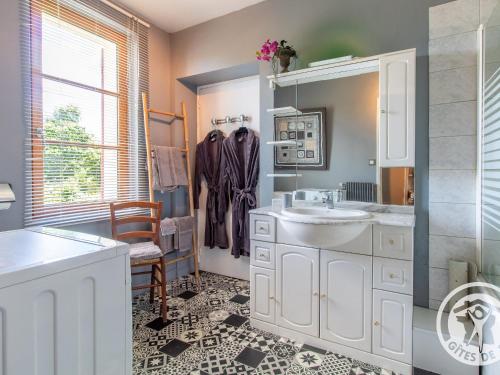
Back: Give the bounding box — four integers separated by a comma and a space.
194, 130, 229, 249
220, 128, 259, 258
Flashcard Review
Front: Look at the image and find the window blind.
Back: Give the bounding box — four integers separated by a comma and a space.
21, 0, 150, 226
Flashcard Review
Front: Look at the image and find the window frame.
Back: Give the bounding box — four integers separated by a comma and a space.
29, 0, 130, 219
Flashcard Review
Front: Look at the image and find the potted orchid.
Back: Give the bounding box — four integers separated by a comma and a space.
256, 39, 297, 74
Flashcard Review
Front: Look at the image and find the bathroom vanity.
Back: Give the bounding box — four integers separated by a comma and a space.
249, 205, 415, 375
255, 45, 418, 375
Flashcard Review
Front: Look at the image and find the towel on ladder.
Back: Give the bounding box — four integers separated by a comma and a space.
159, 216, 193, 253
173, 216, 194, 253
159, 217, 176, 254
160, 217, 176, 236
152, 145, 188, 191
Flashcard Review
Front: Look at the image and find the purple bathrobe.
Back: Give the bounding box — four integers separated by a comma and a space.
194, 130, 229, 249
220, 129, 259, 258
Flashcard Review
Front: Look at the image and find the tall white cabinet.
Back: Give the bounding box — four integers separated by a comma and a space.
379, 49, 416, 167
249, 213, 414, 375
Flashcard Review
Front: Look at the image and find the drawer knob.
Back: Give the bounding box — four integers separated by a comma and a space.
389, 273, 398, 279
269, 296, 274, 300
374, 321, 380, 326
389, 239, 395, 245
320, 294, 327, 299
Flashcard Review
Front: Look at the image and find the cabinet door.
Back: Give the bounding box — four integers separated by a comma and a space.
320, 250, 372, 352
250, 266, 275, 324
379, 49, 415, 167
373, 290, 413, 364
276, 244, 319, 336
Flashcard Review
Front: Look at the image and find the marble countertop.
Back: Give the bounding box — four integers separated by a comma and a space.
250, 205, 415, 227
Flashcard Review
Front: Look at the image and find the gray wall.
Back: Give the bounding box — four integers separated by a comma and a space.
0, 0, 24, 231
274, 73, 378, 192
170, 0, 454, 307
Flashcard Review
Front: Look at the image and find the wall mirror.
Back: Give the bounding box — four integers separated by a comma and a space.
267, 50, 416, 206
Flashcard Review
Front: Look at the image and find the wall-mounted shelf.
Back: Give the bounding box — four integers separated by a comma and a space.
308, 55, 353, 68
266, 140, 298, 146
267, 107, 302, 116
266, 173, 302, 178
268, 56, 379, 88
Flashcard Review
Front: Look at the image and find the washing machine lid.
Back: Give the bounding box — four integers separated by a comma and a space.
0, 227, 128, 288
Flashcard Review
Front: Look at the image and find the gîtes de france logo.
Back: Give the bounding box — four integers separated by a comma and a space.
436, 282, 500, 366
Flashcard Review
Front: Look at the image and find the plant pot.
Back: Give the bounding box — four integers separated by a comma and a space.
278, 54, 291, 73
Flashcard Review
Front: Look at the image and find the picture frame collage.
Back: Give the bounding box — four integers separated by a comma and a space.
274, 108, 327, 170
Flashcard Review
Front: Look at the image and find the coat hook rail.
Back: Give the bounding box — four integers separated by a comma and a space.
211, 114, 251, 126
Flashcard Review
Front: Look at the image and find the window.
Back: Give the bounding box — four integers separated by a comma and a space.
23, 0, 149, 226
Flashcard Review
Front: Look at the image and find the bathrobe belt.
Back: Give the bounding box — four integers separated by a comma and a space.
206, 183, 220, 224
232, 187, 256, 236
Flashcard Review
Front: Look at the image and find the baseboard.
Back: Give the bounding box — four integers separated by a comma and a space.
250, 318, 412, 375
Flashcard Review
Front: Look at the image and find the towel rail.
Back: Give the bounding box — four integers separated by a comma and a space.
211, 114, 250, 126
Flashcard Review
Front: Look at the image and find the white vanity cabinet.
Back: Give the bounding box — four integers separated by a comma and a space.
250, 266, 275, 324
276, 244, 319, 336
320, 251, 372, 352
249, 211, 415, 375
373, 290, 413, 364
379, 49, 416, 167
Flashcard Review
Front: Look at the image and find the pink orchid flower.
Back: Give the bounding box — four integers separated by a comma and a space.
256, 39, 280, 62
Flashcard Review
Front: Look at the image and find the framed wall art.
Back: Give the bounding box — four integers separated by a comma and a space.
274, 108, 327, 169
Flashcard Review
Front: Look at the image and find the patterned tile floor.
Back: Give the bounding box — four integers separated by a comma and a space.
133, 271, 395, 375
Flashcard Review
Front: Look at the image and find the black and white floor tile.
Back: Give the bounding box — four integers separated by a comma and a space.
132, 271, 396, 375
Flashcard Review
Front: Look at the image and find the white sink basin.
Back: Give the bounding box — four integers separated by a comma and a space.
270, 206, 373, 250
281, 207, 371, 220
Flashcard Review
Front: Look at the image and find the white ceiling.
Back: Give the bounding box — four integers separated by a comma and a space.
112, 0, 267, 33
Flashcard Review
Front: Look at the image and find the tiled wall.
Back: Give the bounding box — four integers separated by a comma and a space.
428, 0, 479, 309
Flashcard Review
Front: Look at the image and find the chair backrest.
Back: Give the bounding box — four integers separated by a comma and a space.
109, 201, 163, 245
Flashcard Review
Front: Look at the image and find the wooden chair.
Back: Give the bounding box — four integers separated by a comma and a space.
109, 201, 167, 321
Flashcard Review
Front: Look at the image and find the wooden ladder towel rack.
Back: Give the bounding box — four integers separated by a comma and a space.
141, 92, 200, 285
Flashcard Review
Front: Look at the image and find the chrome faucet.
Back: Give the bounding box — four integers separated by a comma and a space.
321, 190, 335, 209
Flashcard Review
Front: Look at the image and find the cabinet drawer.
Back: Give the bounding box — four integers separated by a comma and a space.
373, 257, 413, 295
250, 241, 276, 269
373, 225, 413, 260
250, 214, 276, 242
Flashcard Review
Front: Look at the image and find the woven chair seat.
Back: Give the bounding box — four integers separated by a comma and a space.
129, 241, 162, 260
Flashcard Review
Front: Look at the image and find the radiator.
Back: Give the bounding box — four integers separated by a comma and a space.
342, 182, 377, 202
